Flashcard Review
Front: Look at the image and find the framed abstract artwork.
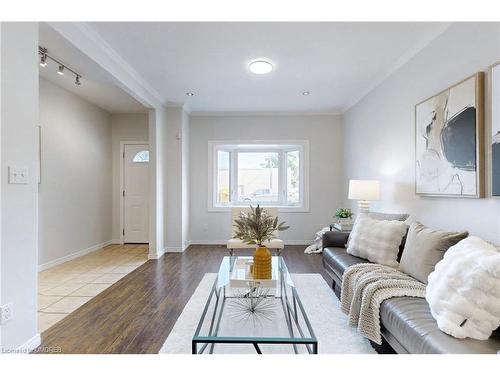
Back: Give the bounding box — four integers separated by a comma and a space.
415, 73, 484, 198
490, 62, 500, 197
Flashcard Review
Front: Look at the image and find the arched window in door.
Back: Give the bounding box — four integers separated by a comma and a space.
133, 150, 149, 163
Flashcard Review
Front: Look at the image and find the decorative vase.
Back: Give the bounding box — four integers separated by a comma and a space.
253, 246, 272, 279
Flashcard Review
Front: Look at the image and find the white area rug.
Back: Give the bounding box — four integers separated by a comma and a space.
160, 273, 375, 354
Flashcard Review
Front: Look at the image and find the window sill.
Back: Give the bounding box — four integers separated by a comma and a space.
208, 205, 310, 213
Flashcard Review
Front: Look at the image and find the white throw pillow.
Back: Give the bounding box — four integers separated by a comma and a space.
346, 214, 407, 267
426, 236, 500, 340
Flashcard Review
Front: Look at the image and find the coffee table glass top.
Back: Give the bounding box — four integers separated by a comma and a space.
192, 256, 317, 354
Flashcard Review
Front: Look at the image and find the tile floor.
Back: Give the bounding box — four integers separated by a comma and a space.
38, 243, 149, 333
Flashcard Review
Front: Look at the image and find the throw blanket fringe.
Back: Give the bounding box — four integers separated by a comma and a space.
341, 263, 426, 344
304, 226, 330, 254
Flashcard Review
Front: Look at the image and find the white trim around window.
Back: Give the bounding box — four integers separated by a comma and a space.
207, 140, 310, 212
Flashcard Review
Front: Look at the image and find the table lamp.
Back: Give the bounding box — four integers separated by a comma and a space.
348, 180, 380, 213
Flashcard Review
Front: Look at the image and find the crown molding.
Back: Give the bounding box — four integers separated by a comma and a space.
190, 110, 343, 117
46, 22, 165, 110
342, 22, 453, 113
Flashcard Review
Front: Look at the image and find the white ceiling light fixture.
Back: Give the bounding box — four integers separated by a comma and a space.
186, 92, 194, 97
302, 91, 310, 96
248, 59, 273, 75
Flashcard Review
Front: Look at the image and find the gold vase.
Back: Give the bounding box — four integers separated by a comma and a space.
253, 246, 272, 279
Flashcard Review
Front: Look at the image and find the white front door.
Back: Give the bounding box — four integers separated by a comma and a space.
123, 144, 149, 243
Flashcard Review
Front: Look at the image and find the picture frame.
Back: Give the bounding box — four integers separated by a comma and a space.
415, 72, 485, 198
489, 62, 500, 197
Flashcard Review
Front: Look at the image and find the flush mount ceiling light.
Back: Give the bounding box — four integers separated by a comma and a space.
302, 91, 310, 96
186, 92, 194, 97
248, 59, 273, 75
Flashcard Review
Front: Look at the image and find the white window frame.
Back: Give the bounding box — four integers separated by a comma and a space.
208, 140, 309, 212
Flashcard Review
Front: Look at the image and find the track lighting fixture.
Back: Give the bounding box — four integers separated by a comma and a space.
39, 46, 83, 86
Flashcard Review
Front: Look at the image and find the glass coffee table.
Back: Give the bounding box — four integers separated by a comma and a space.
192, 256, 318, 354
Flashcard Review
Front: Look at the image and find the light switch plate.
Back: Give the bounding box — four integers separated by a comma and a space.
8, 166, 28, 184
0, 302, 13, 325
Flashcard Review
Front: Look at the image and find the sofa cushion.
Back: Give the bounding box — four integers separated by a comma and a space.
323, 247, 370, 281
399, 222, 468, 284
380, 296, 500, 354
347, 214, 408, 267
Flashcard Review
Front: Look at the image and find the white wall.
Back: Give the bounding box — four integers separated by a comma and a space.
1, 22, 39, 351
181, 110, 190, 249
343, 22, 500, 244
189, 114, 343, 243
38, 78, 112, 268
0, 22, 3, 347
164, 106, 190, 251
111, 113, 149, 241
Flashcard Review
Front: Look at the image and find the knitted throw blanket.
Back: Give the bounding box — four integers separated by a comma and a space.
340, 263, 426, 344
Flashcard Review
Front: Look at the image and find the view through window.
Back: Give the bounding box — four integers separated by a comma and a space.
213, 142, 306, 208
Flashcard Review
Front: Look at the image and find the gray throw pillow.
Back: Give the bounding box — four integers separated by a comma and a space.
399, 222, 468, 283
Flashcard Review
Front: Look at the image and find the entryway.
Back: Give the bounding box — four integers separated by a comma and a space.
37, 23, 153, 338
38, 244, 148, 332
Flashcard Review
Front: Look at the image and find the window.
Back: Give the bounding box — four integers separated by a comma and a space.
133, 150, 149, 163
210, 141, 308, 210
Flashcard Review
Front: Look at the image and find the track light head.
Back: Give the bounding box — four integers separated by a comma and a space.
75, 76, 81, 86
57, 65, 65, 76
39, 54, 48, 67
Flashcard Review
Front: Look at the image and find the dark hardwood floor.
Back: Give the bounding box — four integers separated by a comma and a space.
38, 245, 329, 354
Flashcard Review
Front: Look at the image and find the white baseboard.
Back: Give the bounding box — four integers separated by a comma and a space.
164, 246, 184, 253
38, 240, 114, 272
187, 240, 226, 245
187, 240, 311, 246
282, 240, 312, 245
110, 238, 122, 244
15, 333, 41, 353
148, 247, 166, 260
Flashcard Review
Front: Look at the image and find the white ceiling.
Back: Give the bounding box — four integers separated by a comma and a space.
39, 23, 147, 114
86, 22, 450, 113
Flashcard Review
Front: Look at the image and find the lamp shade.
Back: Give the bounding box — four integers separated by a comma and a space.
348, 180, 380, 201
